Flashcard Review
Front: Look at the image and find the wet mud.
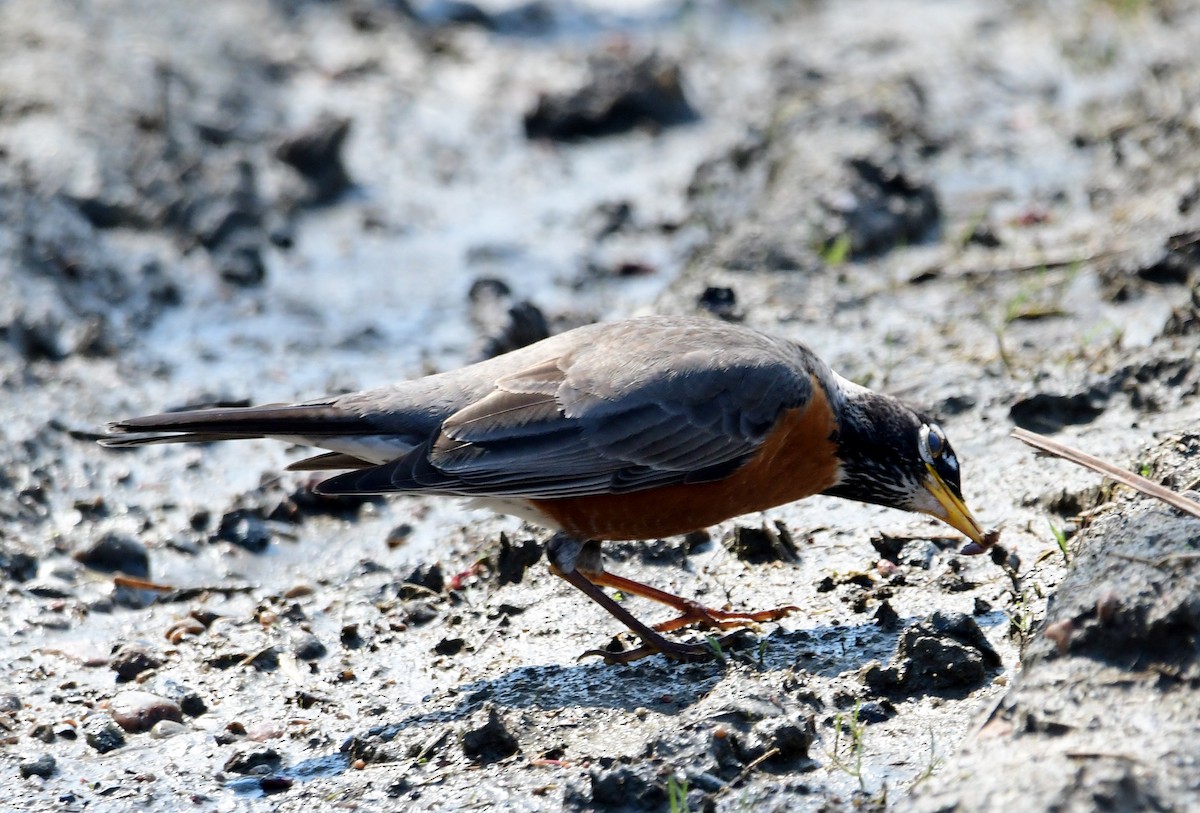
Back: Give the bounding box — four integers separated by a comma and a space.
2, 1, 1199, 811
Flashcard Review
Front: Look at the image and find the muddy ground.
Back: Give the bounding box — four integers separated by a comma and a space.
2, 0, 1199, 811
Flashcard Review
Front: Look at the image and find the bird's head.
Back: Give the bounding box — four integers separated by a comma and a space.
822, 388, 988, 547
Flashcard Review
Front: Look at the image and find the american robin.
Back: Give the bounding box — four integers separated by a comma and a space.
102, 315, 994, 662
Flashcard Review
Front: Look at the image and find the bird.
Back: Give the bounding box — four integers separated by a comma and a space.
101, 315, 995, 663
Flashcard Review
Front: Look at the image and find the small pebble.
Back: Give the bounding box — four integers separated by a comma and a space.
152, 678, 208, 717
85, 715, 127, 753
23, 580, 75, 599
166, 618, 206, 644
224, 746, 281, 774
246, 722, 283, 742
1044, 619, 1075, 655
215, 512, 271, 552
283, 583, 314, 599
110, 690, 183, 733
150, 720, 188, 739
19, 753, 56, 779
289, 631, 327, 661
259, 774, 294, 793
73, 532, 150, 578
110, 643, 164, 681
0, 693, 22, 712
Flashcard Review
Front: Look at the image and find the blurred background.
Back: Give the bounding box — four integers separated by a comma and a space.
1, 1, 1198, 810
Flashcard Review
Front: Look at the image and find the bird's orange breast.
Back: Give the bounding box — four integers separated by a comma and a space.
531, 382, 841, 541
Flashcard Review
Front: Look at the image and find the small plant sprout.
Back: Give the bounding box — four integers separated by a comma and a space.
1049, 521, 1071, 564
821, 233, 853, 267
667, 773, 690, 813
909, 726, 945, 790
828, 700, 868, 792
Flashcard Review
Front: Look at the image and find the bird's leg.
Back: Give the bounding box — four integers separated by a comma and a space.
573, 539, 799, 634
583, 569, 800, 633
546, 533, 745, 664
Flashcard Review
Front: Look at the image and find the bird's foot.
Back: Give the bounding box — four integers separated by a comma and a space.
581, 630, 752, 664
652, 600, 801, 633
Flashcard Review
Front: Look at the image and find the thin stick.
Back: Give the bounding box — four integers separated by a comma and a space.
1011, 428, 1200, 520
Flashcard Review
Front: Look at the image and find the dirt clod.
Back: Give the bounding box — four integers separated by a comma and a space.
726, 521, 799, 564
865, 612, 1000, 695
275, 114, 353, 205
461, 705, 519, 764
524, 51, 697, 141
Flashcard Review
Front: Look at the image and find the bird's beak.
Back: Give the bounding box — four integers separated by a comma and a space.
920, 463, 985, 545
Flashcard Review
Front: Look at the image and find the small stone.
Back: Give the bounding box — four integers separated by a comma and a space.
0, 693, 22, 712
109, 643, 164, 681
698, 285, 739, 319
283, 584, 314, 599
152, 678, 207, 717
73, 532, 150, 578
402, 563, 444, 596
224, 746, 281, 774
85, 715, 127, 753
289, 631, 327, 661
214, 511, 271, 552
19, 753, 56, 779
340, 623, 362, 648
434, 637, 466, 657
1, 549, 38, 582
405, 601, 439, 626
150, 720, 188, 739
110, 690, 183, 733
856, 701, 892, 724
23, 579, 75, 599
259, 774, 294, 793
384, 524, 413, 549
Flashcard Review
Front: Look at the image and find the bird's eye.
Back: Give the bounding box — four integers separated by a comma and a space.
918, 424, 944, 465
927, 426, 944, 457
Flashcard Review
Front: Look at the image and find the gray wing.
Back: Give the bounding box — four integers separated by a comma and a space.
317, 320, 818, 498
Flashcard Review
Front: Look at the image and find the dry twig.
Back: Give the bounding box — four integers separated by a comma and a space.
1011, 428, 1200, 521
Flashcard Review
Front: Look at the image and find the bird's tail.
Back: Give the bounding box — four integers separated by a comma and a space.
99, 402, 370, 448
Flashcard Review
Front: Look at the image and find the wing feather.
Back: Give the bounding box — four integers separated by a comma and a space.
318, 318, 821, 499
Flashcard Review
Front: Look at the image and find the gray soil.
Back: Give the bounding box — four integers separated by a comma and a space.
2, 1, 1198, 811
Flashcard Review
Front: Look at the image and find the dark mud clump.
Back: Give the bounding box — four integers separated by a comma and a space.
864, 611, 1001, 696
524, 51, 698, 141
725, 520, 800, 564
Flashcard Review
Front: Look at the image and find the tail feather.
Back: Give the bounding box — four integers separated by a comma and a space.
286, 451, 376, 471
99, 431, 264, 448
101, 403, 375, 447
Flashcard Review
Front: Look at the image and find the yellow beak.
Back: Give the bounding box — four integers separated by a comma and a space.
921, 463, 986, 545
